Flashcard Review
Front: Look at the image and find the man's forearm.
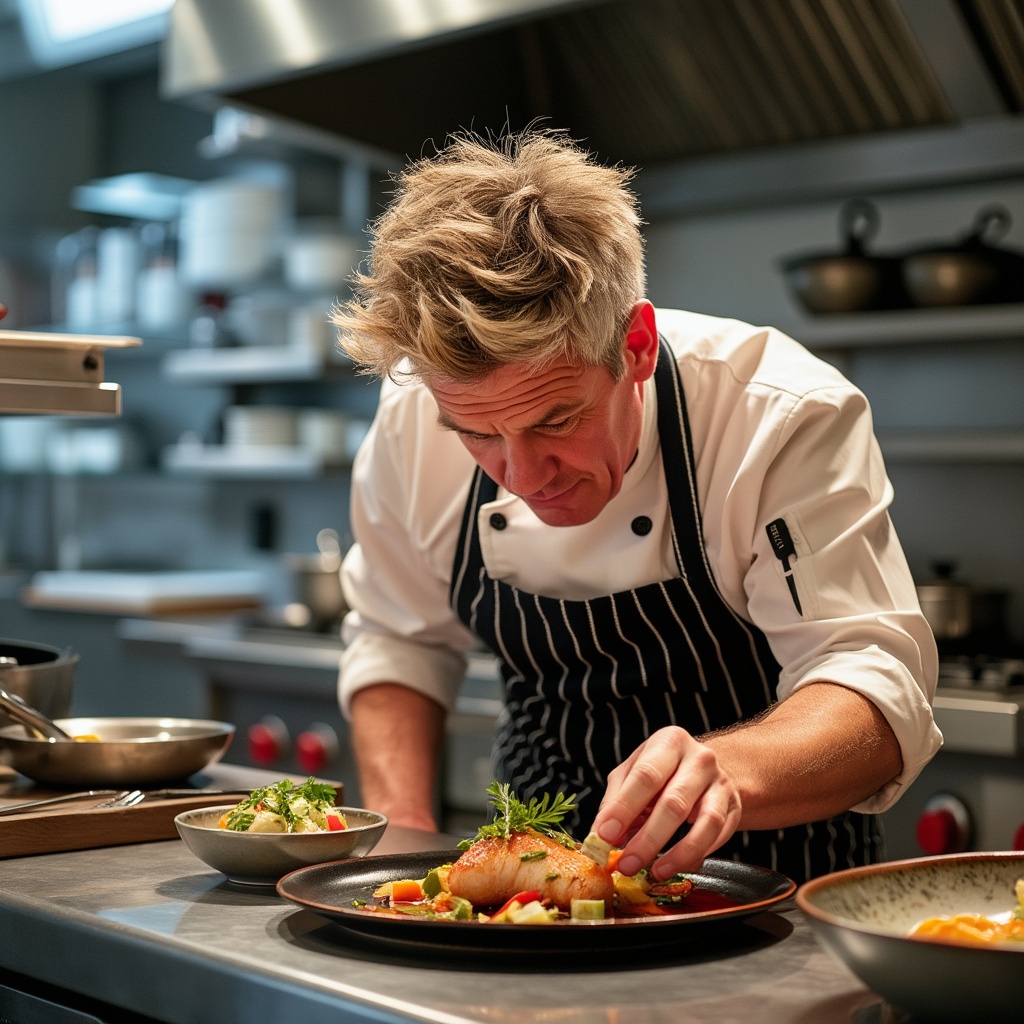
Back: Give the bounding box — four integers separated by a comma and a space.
349, 683, 447, 831
704, 681, 903, 831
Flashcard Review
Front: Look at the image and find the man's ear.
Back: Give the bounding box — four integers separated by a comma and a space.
624, 300, 658, 382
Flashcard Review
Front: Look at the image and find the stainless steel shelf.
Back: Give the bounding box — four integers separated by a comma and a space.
161, 345, 354, 383
794, 303, 1024, 350
877, 429, 1024, 463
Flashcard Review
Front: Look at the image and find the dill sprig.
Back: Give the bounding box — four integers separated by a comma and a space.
458, 782, 577, 849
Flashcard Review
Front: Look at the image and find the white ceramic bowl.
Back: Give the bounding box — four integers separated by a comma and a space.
175, 804, 388, 886
797, 852, 1024, 1024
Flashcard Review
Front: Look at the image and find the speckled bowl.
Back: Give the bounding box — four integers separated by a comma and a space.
175, 805, 388, 886
797, 852, 1024, 1024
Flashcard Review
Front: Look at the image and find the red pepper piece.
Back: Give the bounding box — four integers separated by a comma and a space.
488, 890, 542, 922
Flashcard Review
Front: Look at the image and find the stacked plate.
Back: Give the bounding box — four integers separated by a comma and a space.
179, 179, 285, 289
223, 407, 298, 448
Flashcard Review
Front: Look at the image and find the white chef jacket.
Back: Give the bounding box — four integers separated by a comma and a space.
339, 308, 942, 812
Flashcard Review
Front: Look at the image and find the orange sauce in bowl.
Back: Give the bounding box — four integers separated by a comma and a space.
910, 914, 1024, 945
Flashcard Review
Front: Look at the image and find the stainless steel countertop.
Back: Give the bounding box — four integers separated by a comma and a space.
0, 798, 891, 1023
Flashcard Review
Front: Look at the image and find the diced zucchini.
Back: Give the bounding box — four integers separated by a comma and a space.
570, 898, 606, 920
422, 866, 445, 897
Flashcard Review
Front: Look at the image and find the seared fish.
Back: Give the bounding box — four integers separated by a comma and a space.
447, 829, 614, 910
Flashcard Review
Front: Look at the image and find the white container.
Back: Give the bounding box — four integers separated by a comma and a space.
288, 303, 333, 355
179, 179, 285, 289
297, 409, 350, 461
136, 260, 192, 334
283, 231, 360, 293
96, 227, 139, 326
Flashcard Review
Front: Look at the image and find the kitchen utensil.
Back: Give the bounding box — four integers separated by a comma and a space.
780, 200, 907, 314
175, 804, 388, 886
277, 851, 796, 952
0, 786, 255, 817
915, 562, 1009, 643
0, 686, 72, 739
901, 206, 1024, 307
0, 638, 77, 725
0, 788, 120, 815
797, 851, 1024, 1024
0, 716, 235, 787
94, 789, 145, 808
284, 528, 347, 630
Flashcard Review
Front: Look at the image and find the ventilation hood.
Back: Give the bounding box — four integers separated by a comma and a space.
163, 0, 1024, 200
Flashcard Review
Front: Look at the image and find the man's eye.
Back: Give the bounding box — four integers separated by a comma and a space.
542, 416, 578, 434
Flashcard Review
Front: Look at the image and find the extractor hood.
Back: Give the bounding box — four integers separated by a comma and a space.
163, 0, 1023, 175
0, 330, 138, 417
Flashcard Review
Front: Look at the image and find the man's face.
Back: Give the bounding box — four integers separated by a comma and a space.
429, 319, 655, 527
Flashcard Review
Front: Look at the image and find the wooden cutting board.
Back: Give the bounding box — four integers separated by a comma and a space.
0, 766, 343, 859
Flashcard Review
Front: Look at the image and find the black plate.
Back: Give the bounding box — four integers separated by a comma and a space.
276, 850, 796, 953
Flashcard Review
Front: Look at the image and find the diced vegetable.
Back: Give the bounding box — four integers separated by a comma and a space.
486, 889, 542, 923
510, 900, 556, 924
422, 866, 447, 897
581, 831, 614, 868
570, 898, 606, 920
325, 812, 347, 832
390, 879, 425, 903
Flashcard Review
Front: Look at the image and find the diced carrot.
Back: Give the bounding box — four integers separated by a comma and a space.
390, 879, 425, 903
605, 849, 624, 874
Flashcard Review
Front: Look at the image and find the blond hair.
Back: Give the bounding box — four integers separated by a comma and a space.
333, 130, 646, 383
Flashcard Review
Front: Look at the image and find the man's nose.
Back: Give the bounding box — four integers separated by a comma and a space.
501, 435, 554, 496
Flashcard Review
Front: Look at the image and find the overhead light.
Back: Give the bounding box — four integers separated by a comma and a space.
17, 0, 173, 68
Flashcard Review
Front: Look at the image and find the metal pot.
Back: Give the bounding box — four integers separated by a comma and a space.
781, 200, 908, 314
901, 206, 1024, 308
0, 638, 78, 726
915, 563, 1009, 643
284, 528, 348, 631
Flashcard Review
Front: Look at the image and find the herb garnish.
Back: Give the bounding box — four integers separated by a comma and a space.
458, 782, 577, 850
225, 777, 337, 832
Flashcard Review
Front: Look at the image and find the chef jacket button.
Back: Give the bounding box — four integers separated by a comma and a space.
489, 513, 507, 531
631, 516, 652, 536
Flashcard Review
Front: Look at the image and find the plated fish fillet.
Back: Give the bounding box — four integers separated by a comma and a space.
447, 828, 614, 910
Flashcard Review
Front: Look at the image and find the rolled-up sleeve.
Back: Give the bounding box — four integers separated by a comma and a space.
732, 376, 942, 812
338, 386, 479, 717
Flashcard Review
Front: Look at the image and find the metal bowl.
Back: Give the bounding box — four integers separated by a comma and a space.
797, 852, 1024, 1024
0, 716, 235, 786
175, 804, 388, 885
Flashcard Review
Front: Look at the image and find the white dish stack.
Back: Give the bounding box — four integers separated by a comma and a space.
179, 179, 286, 290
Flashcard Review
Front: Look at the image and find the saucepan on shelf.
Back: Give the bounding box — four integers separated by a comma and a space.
780, 200, 908, 314
900, 205, 1024, 308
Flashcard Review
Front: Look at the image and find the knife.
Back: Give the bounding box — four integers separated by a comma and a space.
0, 788, 249, 816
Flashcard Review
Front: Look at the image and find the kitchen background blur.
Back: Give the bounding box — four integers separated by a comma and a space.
1, 0, 1024, 845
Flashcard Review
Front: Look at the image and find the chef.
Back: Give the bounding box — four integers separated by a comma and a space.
333, 129, 942, 883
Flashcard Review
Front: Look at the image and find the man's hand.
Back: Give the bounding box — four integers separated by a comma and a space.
590, 683, 903, 880
591, 727, 741, 880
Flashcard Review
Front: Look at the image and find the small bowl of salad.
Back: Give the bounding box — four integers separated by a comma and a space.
175, 778, 387, 885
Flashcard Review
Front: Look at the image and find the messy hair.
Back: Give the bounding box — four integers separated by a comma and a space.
332, 129, 646, 383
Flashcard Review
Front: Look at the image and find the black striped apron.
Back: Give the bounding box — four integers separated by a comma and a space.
449, 339, 882, 882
